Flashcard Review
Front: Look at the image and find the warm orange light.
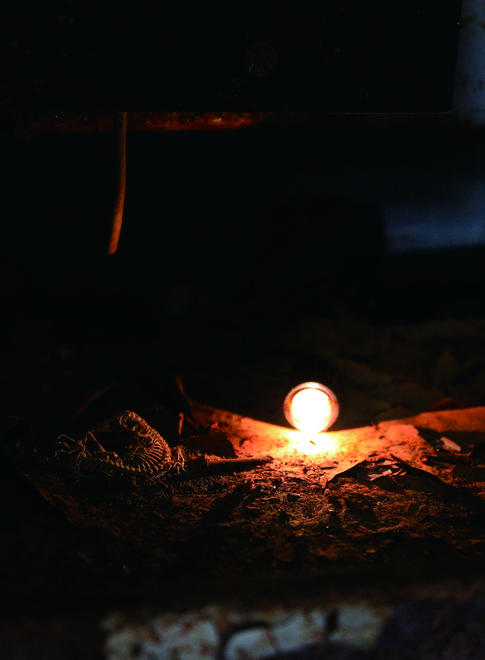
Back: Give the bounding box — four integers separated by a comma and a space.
284, 382, 339, 433
289, 430, 340, 455
291, 388, 332, 433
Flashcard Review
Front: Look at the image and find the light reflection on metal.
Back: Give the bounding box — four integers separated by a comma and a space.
284, 381, 339, 434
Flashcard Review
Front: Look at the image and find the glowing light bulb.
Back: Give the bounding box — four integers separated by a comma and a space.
283, 382, 339, 433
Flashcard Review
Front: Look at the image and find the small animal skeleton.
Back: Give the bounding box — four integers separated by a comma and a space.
56, 410, 270, 481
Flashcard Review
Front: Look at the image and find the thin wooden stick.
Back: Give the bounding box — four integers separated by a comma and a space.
107, 112, 127, 255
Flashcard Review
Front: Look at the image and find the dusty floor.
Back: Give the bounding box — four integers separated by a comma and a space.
1, 309, 485, 658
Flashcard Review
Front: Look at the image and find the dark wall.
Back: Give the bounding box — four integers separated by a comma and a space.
2, 2, 460, 112
3, 122, 484, 325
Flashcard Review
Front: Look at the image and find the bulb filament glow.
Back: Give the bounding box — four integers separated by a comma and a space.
284, 381, 339, 433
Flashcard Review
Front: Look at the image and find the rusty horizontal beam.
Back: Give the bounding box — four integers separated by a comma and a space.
9, 111, 465, 137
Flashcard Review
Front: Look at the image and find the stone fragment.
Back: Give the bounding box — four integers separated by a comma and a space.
327, 603, 389, 650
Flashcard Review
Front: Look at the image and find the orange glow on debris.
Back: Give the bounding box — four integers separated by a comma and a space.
284, 382, 339, 434
290, 431, 339, 456
191, 400, 485, 470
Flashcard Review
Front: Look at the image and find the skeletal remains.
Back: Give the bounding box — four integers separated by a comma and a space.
56, 410, 269, 480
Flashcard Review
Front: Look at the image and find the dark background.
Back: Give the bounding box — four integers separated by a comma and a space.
1, 0, 484, 431
1, 4, 485, 655
2, 2, 460, 112
3, 119, 485, 427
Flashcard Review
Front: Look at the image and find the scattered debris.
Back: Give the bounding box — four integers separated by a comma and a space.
439, 436, 462, 452
183, 430, 237, 458
417, 426, 462, 453
2, 405, 484, 595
